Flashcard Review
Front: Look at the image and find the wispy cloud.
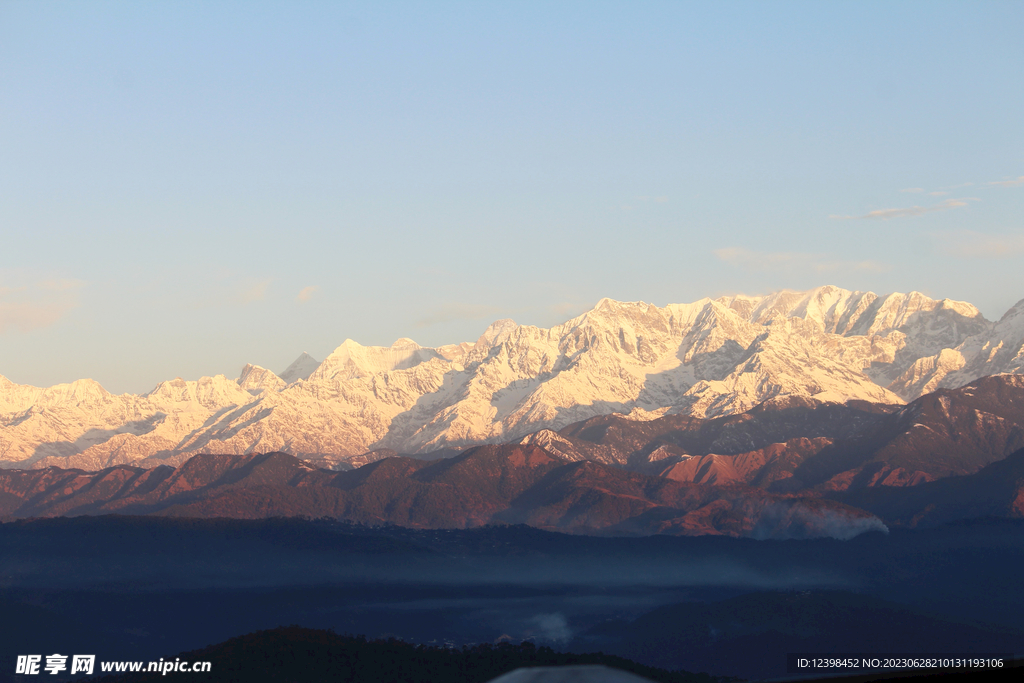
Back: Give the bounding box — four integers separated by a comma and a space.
714, 247, 888, 274
989, 175, 1024, 187
0, 278, 85, 334
296, 285, 319, 303
236, 279, 271, 305
935, 231, 1024, 259
830, 197, 974, 220
189, 276, 273, 309
0, 301, 73, 334
415, 303, 506, 328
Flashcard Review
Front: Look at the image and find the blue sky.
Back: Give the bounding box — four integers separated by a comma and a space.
2, 1, 1022, 394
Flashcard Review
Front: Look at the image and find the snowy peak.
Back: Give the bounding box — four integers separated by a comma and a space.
309, 339, 442, 382
0, 375, 106, 414
279, 352, 321, 384
715, 286, 986, 339
934, 296, 1024, 387
858, 291, 984, 339
990, 298, 1024, 348
435, 342, 474, 361
145, 374, 251, 410
475, 319, 518, 349
997, 297, 1024, 326
238, 364, 286, 392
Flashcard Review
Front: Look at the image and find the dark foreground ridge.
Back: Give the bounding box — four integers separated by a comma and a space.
87, 626, 729, 683
81, 626, 1024, 683
2, 517, 1022, 681
571, 590, 1024, 680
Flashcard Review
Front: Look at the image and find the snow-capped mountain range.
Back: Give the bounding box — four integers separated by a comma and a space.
2, 285, 1023, 471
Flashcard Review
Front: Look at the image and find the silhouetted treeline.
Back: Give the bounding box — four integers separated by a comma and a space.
91, 626, 731, 683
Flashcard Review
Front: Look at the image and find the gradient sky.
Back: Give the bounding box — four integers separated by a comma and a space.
2, 1, 1022, 394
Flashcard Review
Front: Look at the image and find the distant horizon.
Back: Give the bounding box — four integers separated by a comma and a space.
2, 2, 1021, 394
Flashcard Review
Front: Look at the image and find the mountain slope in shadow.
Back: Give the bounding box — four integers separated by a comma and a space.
0, 446, 882, 539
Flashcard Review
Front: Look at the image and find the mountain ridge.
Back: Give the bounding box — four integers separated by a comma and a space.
0, 445, 887, 539
2, 285, 1023, 471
